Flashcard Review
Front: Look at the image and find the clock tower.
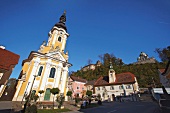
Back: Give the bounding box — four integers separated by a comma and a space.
109, 61, 116, 83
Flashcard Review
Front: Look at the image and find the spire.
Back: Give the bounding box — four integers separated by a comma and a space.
59, 10, 66, 24
109, 61, 113, 69
54, 11, 67, 31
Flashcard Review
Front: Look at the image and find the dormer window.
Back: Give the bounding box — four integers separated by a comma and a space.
58, 37, 62, 42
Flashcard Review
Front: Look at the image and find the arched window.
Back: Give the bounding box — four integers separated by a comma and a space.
38, 66, 43, 76
49, 68, 56, 78
44, 88, 51, 100
58, 37, 61, 42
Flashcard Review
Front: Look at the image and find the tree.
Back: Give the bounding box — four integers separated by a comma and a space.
38, 90, 44, 102
56, 94, 65, 109
50, 88, 60, 109
32, 94, 39, 102
87, 59, 93, 65
98, 54, 104, 64
86, 90, 92, 97
66, 91, 72, 100
155, 46, 170, 62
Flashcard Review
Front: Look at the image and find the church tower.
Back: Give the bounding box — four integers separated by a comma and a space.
109, 61, 116, 83
13, 11, 72, 102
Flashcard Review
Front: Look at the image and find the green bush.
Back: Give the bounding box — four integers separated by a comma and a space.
33, 94, 39, 102
25, 104, 37, 113
56, 94, 65, 109
75, 97, 81, 105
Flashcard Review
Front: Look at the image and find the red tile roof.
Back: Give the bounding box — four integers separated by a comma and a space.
94, 72, 135, 86
115, 72, 135, 83
70, 76, 87, 83
85, 80, 96, 86
0, 48, 20, 71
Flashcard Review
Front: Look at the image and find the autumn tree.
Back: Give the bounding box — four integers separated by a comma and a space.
155, 46, 170, 62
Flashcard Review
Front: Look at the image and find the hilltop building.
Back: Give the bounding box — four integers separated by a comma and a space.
13, 12, 72, 102
81, 60, 101, 71
133, 52, 156, 64
94, 62, 139, 101
0, 46, 20, 100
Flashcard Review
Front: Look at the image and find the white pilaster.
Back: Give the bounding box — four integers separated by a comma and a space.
40, 61, 51, 90
54, 65, 62, 88
26, 59, 40, 95
61, 35, 67, 51
52, 30, 58, 45
61, 67, 68, 93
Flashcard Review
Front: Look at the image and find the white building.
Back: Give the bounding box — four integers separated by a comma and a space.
94, 62, 139, 101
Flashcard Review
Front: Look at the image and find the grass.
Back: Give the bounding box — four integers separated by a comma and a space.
37, 109, 71, 113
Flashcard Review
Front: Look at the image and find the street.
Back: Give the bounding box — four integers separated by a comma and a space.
0, 101, 161, 113
78, 101, 161, 113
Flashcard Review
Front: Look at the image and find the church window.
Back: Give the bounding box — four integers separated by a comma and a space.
97, 87, 100, 90
44, 88, 51, 100
77, 86, 79, 89
38, 66, 43, 76
49, 68, 56, 78
110, 86, 114, 90
58, 37, 62, 42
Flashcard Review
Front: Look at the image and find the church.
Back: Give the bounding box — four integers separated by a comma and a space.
13, 11, 72, 102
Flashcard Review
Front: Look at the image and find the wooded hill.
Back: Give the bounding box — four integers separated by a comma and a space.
70, 53, 167, 88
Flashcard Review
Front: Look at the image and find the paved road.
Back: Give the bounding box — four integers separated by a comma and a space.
68, 101, 161, 113
0, 101, 161, 113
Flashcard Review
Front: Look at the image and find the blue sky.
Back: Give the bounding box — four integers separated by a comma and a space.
0, 0, 170, 78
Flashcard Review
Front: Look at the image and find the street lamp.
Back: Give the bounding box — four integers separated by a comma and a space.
23, 75, 38, 112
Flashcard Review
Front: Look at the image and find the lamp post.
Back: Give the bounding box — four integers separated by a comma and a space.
23, 75, 37, 112
21, 82, 30, 104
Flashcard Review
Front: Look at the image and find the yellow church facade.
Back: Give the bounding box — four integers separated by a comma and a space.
13, 12, 72, 101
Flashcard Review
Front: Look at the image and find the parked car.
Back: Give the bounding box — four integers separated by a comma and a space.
91, 95, 98, 101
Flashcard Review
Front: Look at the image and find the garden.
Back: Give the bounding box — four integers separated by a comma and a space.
22, 89, 102, 113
